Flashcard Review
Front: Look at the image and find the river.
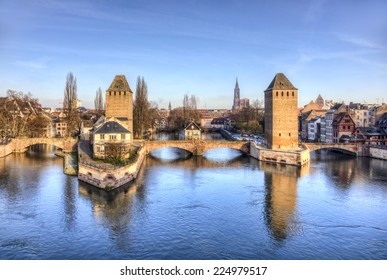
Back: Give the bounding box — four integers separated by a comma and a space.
0, 134, 386, 259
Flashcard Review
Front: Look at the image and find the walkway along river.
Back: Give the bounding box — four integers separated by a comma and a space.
0, 140, 386, 259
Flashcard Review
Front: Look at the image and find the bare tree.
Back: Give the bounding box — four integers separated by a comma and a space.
63, 72, 80, 137
104, 142, 129, 164
231, 98, 264, 134
0, 90, 49, 138
182, 93, 199, 124
94, 87, 104, 116
133, 76, 149, 138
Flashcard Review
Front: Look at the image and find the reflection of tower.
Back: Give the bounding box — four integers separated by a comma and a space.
264, 73, 298, 150
262, 163, 306, 240
232, 78, 240, 113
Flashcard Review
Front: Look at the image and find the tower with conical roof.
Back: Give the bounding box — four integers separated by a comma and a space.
315, 94, 324, 109
105, 75, 133, 134
264, 73, 298, 150
232, 78, 240, 112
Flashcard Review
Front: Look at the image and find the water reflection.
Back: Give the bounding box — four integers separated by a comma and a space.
149, 147, 192, 162
262, 162, 308, 241
63, 175, 77, 230
77, 164, 148, 253
204, 148, 244, 163
1, 144, 387, 259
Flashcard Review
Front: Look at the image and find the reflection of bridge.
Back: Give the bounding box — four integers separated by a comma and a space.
302, 142, 360, 155
144, 140, 250, 156
0, 137, 78, 157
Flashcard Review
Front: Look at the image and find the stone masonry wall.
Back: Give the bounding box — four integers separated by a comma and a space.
250, 142, 310, 166
369, 146, 387, 160
78, 146, 146, 190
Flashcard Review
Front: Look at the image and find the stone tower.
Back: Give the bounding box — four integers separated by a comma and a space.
105, 75, 133, 134
264, 73, 298, 150
232, 78, 240, 112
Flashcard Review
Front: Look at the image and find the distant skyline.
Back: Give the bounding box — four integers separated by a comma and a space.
1, 0, 386, 109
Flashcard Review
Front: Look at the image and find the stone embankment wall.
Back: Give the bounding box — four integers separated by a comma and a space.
368, 146, 387, 160
0, 142, 13, 158
250, 142, 310, 166
78, 144, 146, 190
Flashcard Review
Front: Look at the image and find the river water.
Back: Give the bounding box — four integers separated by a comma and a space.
0, 135, 386, 260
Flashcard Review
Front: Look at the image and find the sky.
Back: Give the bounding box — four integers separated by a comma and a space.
0, 0, 386, 109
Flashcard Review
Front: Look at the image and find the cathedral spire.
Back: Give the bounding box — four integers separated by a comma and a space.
232, 77, 240, 112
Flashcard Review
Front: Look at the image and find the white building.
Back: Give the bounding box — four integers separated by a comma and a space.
308, 116, 321, 141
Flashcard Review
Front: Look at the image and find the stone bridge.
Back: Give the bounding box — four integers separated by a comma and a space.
144, 140, 250, 156
302, 142, 361, 155
0, 137, 78, 157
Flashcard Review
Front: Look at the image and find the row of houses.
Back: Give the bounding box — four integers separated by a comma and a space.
300, 95, 387, 146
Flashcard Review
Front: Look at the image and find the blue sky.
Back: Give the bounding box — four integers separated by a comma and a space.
1, 0, 386, 109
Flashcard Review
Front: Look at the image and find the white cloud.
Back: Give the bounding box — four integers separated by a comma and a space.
12, 59, 48, 69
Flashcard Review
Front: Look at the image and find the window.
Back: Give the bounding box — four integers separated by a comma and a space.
281, 92, 284, 97
287, 92, 289, 96
121, 134, 125, 140
109, 135, 117, 140
276, 92, 278, 97
292, 92, 294, 97
279, 133, 281, 136
289, 133, 291, 136
100, 134, 105, 140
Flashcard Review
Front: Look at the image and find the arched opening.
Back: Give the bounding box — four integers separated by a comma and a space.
149, 147, 192, 162
203, 148, 244, 163
25, 143, 61, 159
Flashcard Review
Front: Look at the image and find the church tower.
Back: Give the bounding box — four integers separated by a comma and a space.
264, 73, 298, 150
105, 75, 133, 134
232, 78, 240, 112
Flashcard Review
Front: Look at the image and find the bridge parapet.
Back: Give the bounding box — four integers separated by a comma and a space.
144, 140, 250, 156
10, 137, 78, 153
302, 142, 360, 155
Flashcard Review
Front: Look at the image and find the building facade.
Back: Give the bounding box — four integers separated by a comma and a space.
93, 118, 131, 159
324, 103, 348, 143
264, 73, 298, 150
332, 113, 355, 143
184, 121, 201, 140
307, 116, 321, 141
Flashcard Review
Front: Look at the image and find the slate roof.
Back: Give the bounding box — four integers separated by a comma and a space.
331, 103, 345, 111
211, 117, 227, 125
116, 117, 129, 122
265, 73, 297, 91
107, 75, 133, 92
184, 121, 201, 131
95, 121, 130, 134
332, 112, 354, 125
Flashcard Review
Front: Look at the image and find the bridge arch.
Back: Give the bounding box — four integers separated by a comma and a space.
11, 138, 78, 153
147, 146, 195, 158
303, 143, 359, 156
